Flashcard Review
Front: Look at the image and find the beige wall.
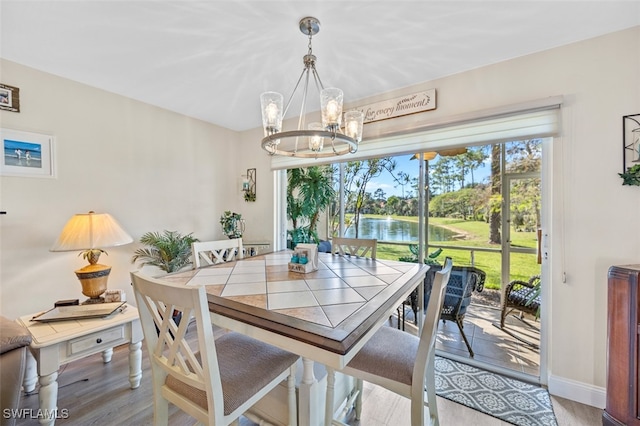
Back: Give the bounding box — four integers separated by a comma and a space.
0, 59, 247, 318
1, 26, 639, 408
237, 27, 639, 407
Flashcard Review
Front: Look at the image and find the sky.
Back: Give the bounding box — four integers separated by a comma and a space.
364, 153, 491, 198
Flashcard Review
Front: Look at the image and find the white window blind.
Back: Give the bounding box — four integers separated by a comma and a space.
269, 96, 562, 170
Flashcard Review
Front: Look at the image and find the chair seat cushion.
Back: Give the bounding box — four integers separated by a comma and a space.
166, 331, 298, 416
508, 288, 540, 310
346, 326, 418, 386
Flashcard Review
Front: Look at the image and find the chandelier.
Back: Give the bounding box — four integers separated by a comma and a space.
260, 17, 364, 158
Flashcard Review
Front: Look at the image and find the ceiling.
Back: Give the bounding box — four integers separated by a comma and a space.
1, 1, 639, 132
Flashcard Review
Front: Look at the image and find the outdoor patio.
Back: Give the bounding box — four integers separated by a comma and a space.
396, 297, 541, 378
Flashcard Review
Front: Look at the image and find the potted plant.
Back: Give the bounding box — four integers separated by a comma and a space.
619, 164, 640, 186
219, 211, 245, 239
131, 230, 199, 326
131, 230, 199, 273
286, 166, 335, 247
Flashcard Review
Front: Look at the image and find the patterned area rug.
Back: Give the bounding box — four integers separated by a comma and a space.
435, 356, 558, 426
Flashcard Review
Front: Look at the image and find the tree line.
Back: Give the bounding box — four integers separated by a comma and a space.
287, 140, 541, 245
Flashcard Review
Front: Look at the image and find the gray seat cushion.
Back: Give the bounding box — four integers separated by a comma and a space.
165, 331, 298, 416
346, 325, 418, 386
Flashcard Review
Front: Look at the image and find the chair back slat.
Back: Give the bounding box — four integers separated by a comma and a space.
132, 272, 225, 422
413, 257, 453, 397
332, 237, 377, 259
192, 238, 244, 268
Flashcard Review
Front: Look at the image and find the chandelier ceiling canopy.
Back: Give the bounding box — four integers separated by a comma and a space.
260, 17, 364, 159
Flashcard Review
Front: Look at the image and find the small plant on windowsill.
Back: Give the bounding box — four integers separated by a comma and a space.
619, 164, 640, 186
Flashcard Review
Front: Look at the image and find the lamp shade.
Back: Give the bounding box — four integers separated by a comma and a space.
51, 211, 133, 252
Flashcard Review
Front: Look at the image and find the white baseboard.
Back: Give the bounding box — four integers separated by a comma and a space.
548, 374, 606, 409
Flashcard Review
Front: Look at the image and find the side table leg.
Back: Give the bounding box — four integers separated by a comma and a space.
128, 341, 142, 389
23, 349, 38, 393
101, 348, 113, 363
38, 371, 58, 426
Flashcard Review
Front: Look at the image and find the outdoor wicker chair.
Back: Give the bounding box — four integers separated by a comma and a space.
400, 263, 486, 357
500, 275, 541, 328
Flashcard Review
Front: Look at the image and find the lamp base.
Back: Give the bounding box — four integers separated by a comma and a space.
82, 296, 105, 305
75, 264, 111, 301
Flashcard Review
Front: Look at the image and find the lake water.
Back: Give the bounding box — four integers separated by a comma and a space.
343, 217, 458, 242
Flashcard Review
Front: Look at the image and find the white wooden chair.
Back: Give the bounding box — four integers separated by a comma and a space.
192, 238, 244, 268
325, 257, 453, 426
131, 272, 299, 425
331, 237, 377, 259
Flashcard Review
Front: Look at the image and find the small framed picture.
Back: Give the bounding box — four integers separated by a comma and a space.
623, 114, 640, 172
0, 83, 20, 113
0, 128, 56, 178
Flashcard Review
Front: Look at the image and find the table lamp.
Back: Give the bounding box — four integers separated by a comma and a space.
51, 211, 133, 304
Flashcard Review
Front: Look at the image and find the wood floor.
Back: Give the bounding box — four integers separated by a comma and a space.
15, 326, 602, 426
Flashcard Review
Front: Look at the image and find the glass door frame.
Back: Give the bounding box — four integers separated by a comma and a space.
274, 138, 552, 385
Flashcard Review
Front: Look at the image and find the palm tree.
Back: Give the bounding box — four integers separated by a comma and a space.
287, 166, 335, 245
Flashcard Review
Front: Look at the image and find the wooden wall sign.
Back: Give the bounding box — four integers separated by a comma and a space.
352, 89, 436, 124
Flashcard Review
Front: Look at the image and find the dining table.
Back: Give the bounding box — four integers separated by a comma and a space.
159, 249, 428, 426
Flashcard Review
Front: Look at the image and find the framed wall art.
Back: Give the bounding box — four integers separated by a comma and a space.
0, 83, 20, 113
623, 114, 640, 172
0, 128, 56, 178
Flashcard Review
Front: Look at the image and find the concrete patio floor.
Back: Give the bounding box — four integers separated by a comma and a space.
397, 301, 541, 378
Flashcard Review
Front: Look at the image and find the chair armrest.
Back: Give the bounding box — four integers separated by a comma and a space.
0, 316, 32, 355
504, 277, 541, 309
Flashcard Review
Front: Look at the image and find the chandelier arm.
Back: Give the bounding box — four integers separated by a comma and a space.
282, 67, 309, 119
330, 133, 339, 155
311, 66, 325, 93
295, 67, 313, 147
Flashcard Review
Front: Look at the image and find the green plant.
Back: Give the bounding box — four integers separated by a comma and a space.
398, 245, 443, 265
131, 230, 199, 273
219, 211, 244, 238
619, 164, 640, 186
287, 166, 335, 245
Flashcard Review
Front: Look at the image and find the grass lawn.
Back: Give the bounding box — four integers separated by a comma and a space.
363, 214, 540, 290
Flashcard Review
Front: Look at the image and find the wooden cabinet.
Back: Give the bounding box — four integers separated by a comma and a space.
604, 264, 640, 426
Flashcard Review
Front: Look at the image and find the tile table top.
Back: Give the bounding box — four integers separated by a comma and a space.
159, 250, 427, 356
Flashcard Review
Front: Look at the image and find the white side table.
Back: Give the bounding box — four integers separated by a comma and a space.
17, 304, 143, 425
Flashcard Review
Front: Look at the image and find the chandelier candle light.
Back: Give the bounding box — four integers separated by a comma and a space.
260, 17, 364, 158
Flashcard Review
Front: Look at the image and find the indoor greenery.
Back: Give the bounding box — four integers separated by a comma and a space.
287, 166, 335, 247
619, 164, 640, 186
220, 211, 244, 239
131, 230, 199, 273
